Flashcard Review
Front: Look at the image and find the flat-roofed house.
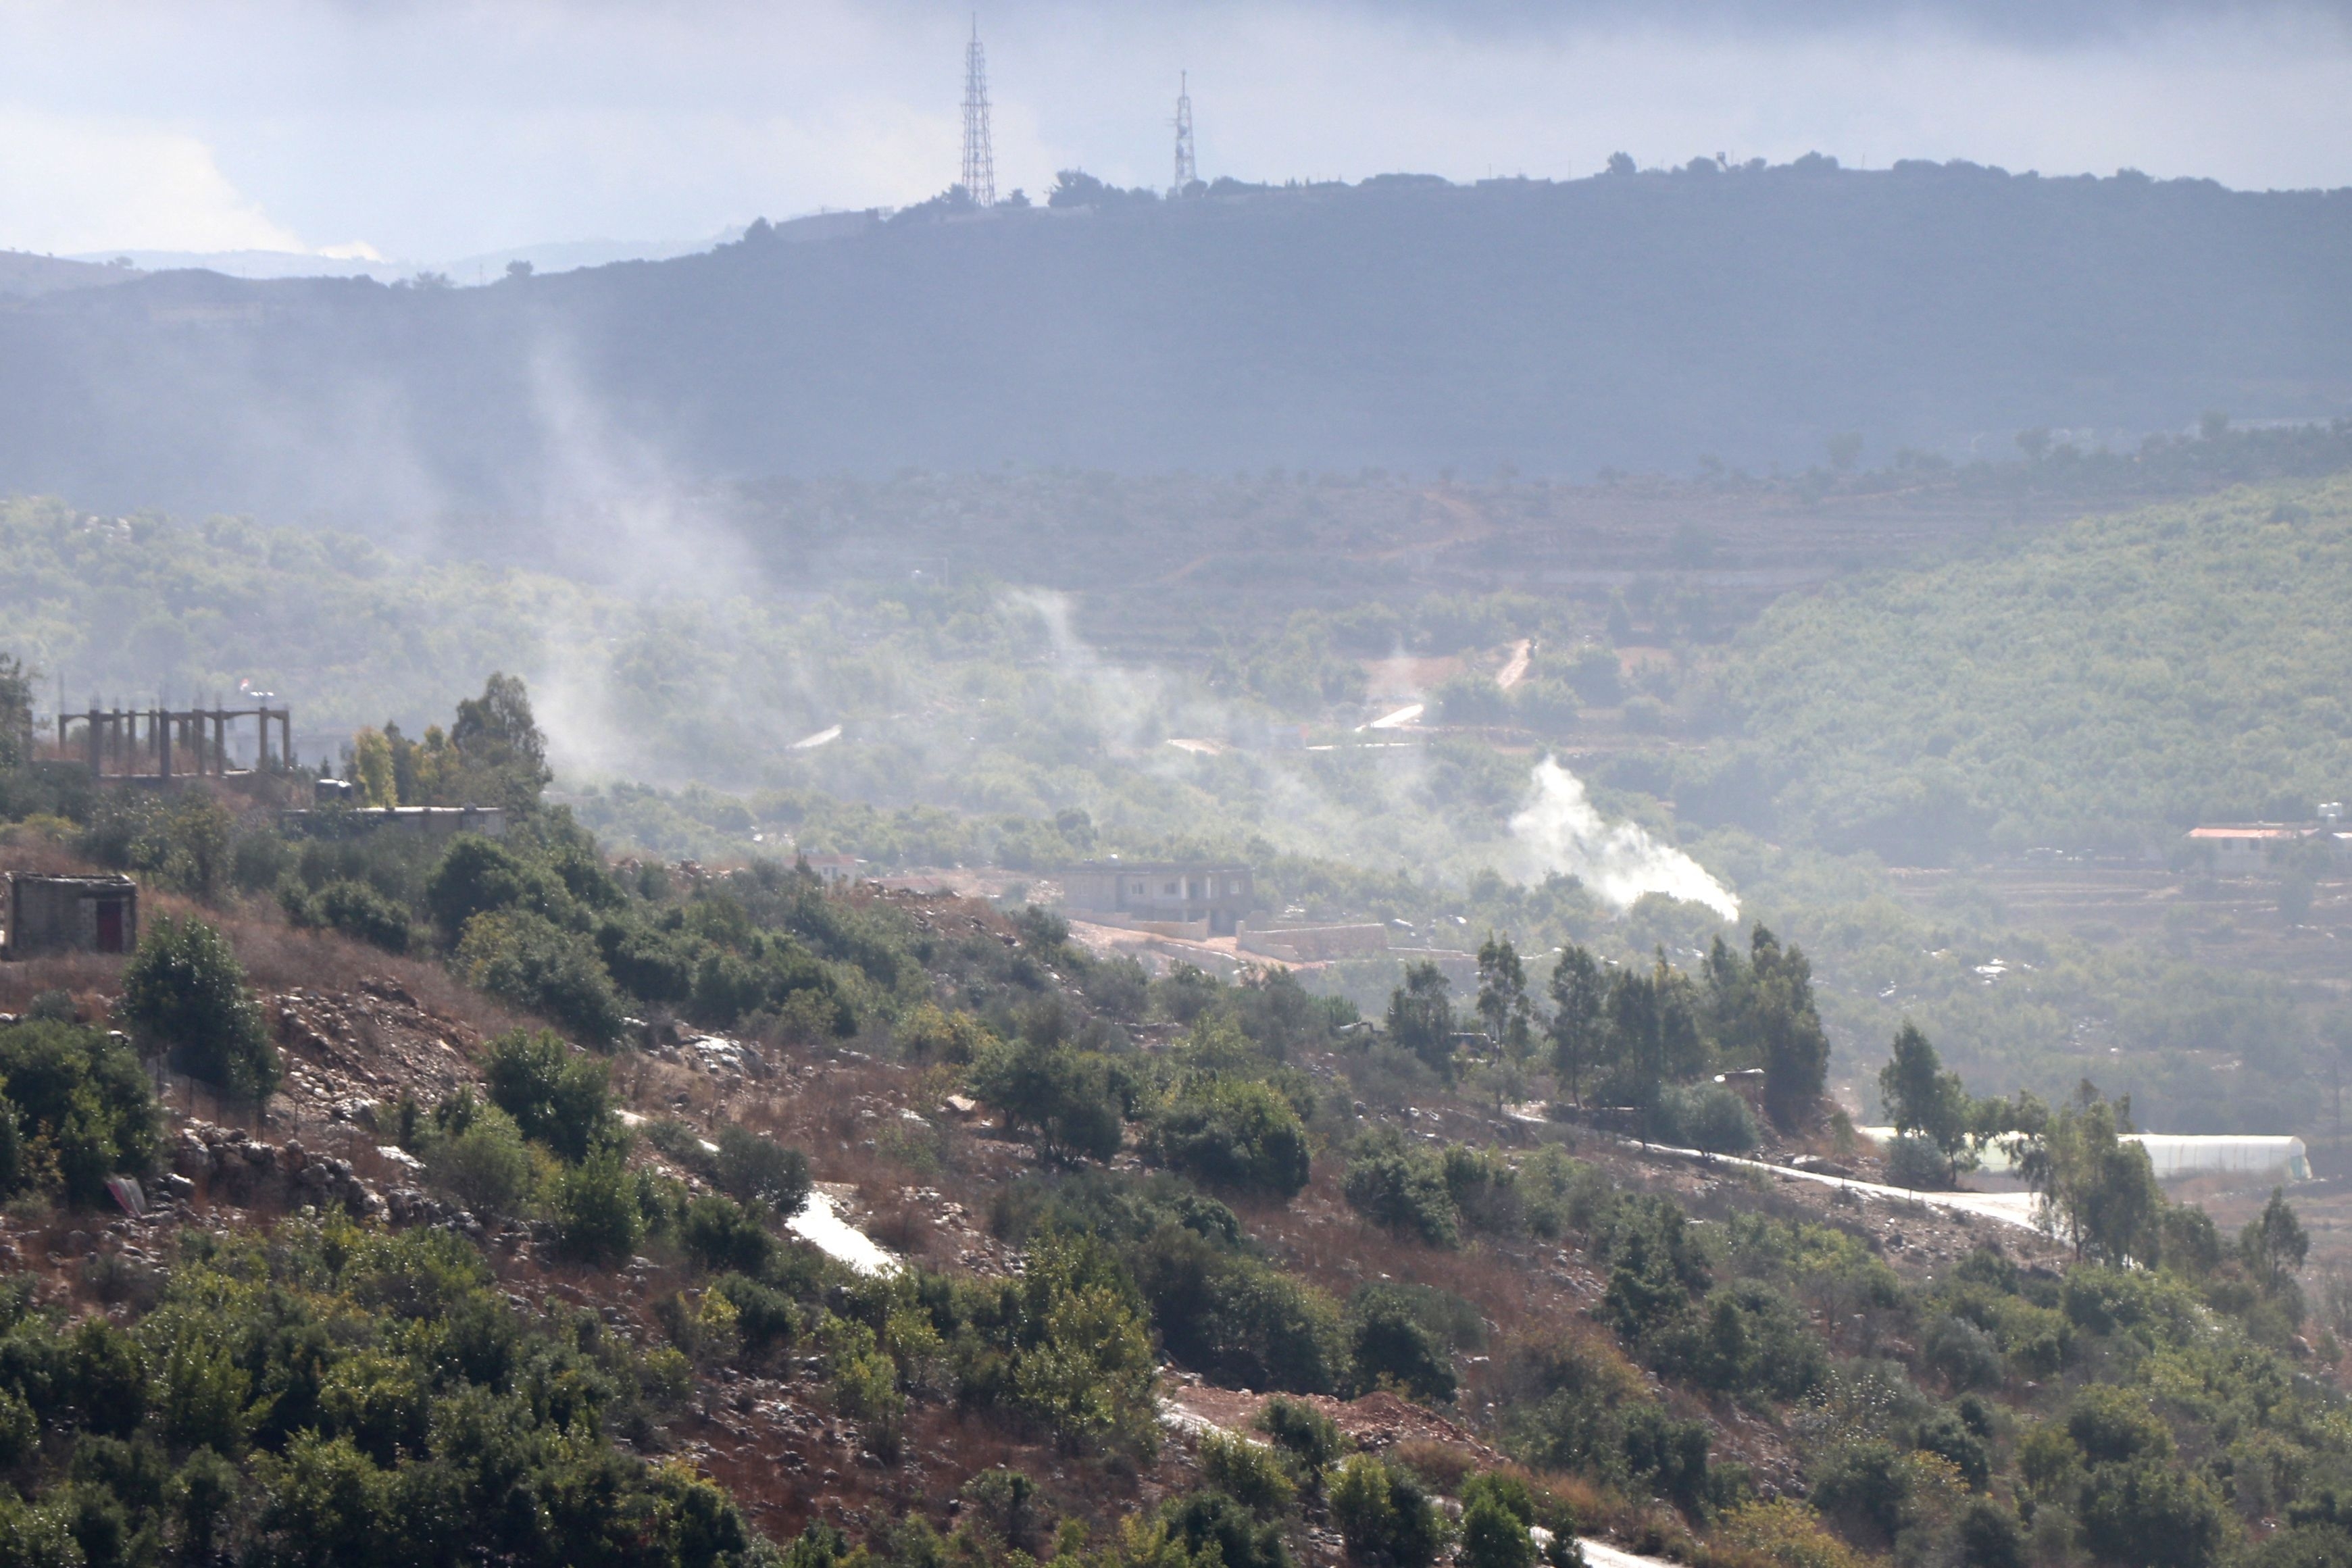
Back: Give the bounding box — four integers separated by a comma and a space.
2186, 823, 2327, 874
1061, 862, 1259, 936
800, 853, 864, 887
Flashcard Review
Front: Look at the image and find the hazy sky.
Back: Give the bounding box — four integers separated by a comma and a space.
3, 1, 2348, 260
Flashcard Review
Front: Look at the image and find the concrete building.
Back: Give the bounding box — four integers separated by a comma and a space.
3, 873, 138, 957
2184, 814, 2347, 873
1061, 861, 1259, 936
2186, 824, 2316, 872
800, 853, 863, 887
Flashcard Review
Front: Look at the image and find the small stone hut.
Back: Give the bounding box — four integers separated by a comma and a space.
3, 873, 139, 957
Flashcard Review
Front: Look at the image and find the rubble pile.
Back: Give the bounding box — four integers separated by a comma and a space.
267, 976, 476, 1122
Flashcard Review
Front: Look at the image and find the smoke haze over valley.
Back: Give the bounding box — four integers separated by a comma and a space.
9, 14, 2352, 1567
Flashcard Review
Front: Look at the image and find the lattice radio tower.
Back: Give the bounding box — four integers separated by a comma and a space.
1170, 72, 1196, 195
961, 18, 995, 207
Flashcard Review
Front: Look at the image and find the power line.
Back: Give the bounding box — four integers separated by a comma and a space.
961, 17, 995, 207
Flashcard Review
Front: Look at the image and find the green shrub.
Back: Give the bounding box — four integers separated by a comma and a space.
1811, 1440, 1914, 1542
1004, 1232, 1160, 1457
1956, 1499, 2028, 1568
821, 1311, 903, 1452
1384, 963, 1457, 1082
82, 793, 234, 901
1916, 1406, 1993, 1492
117, 915, 280, 1101
170, 1446, 239, 1561
68, 1320, 146, 1438
420, 1095, 534, 1217
711, 1274, 799, 1355
711, 1123, 811, 1212
1164, 1488, 1294, 1568
284, 878, 412, 953
1924, 1315, 2004, 1392
425, 834, 566, 942
0, 1388, 34, 1469
456, 911, 625, 1046
1662, 1085, 1758, 1155
969, 1036, 1136, 1163
2158, 1205, 2224, 1278
676, 924, 853, 1036
957, 1469, 1047, 1556
1459, 1492, 1534, 1568
2067, 1386, 2173, 1467
1147, 1078, 1312, 1199
1330, 1455, 1447, 1568
1883, 1134, 1949, 1191
1649, 1282, 1826, 1406
0, 1021, 161, 1207
1200, 1430, 1297, 1515
553, 1150, 643, 1264
1343, 1137, 1459, 1248
1259, 1396, 1347, 1473
681, 1196, 775, 1277
1130, 1224, 1346, 1394
1441, 1145, 1524, 1234
2078, 1459, 2226, 1568
1345, 1284, 1457, 1403
252, 1430, 393, 1567
158, 1331, 250, 1454
2247, 1525, 2352, 1568
1617, 1402, 1713, 1514
483, 1030, 612, 1161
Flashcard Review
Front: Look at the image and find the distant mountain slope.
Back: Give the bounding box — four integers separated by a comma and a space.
0, 250, 139, 299
1, 160, 2348, 522
1710, 473, 2352, 860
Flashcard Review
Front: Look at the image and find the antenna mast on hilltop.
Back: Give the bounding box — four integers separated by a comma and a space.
1170, 72, 1196, 195
961, 18, 996, 207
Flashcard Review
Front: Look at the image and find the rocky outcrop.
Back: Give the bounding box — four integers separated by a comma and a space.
173, 1123, 385, 1219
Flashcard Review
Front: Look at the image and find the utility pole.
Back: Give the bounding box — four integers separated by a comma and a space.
961, 17, 995, 207
1170, 72, 1196, 196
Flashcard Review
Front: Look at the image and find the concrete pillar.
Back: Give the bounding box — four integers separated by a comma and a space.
157, 709, 172, 780
86, 708, 100, 775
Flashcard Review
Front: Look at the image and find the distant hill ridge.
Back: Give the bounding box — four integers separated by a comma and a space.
0, 157, 2347, 523
0, 250, 139, 299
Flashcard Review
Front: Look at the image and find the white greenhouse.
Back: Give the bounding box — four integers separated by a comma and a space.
2126, 1134, 2310, 1182
1861, 1129, 2311, 1182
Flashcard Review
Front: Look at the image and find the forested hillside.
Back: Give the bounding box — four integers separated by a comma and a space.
1709, 474, 2352, 860
0, 667, 2346, 1568
0, 161, 2347, 520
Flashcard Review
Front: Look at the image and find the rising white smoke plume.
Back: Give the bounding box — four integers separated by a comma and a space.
1509, 757, 1740, 921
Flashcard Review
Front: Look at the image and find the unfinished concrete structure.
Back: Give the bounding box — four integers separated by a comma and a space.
57, 704, 291, 781
3, 873, 137, 957
1061, 861, 1259, 936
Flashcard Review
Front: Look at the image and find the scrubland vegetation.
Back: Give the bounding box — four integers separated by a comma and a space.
3, 405, 2352, 1567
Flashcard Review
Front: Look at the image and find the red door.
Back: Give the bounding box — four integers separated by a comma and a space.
95, 900, 124, 954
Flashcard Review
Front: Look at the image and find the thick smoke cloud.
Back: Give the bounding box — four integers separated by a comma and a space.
1509, 758, 1741, 921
